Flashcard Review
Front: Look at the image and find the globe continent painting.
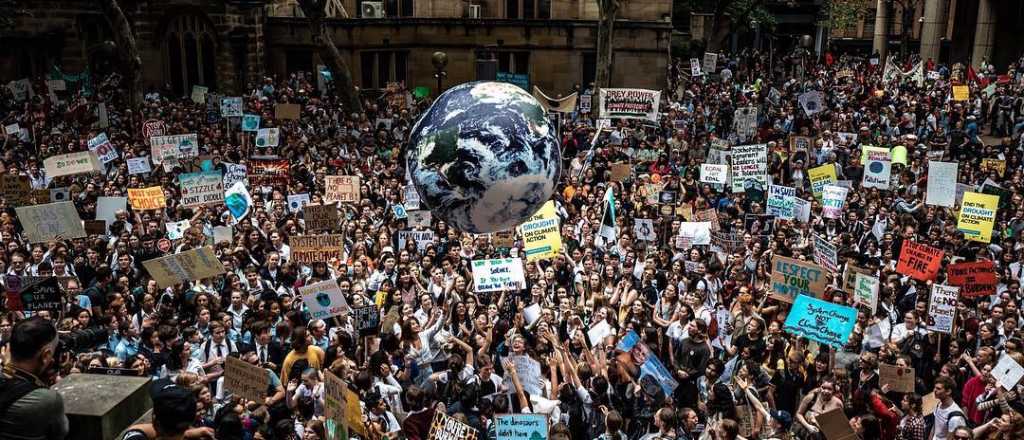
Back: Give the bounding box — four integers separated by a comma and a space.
406, 81, 561, 233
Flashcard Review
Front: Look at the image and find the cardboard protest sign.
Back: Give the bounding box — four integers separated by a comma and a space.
730, 144, 767, 193
808, 164, 837, 200
597, 88, 661, 121
0, 175, 31, 206
324, 176, 361, 203
793, 197, 811, 223
404, 185, 421, 209
862, 160, 891, 189
299, 279, 350, 319
766, 185, 795, 219
127, 157, 151, 175
428, 411, 479, 440
275, 103, 301, 120
993, 355, 1024, 391
471, 258, 526, 292
958, 192, 999, 243
87, 133, 118, 164
19, 277, 61, 312
609, 163, 631, 182
770, 255, 827, 302
700, 164, 728, 184
127, 186, 167, 210
783, 294, 857, 348
303, 204, 338, 232
926, 284, 959, 333
813, 234, 838, 273
179, 171, 224, 208
247, 158, 290, 187
149, 134, 198, 164
15, 202, 87, 243
291, 235, 344, 264
896, 240, 943, 281
43, 151, 104, 178
947, 260, 997, 298
141, 247, 225, 287
495, 414, 547, 440
255, 128, 280, 147
922, 392, 939, 416
223, 356, 269, 402
324, 371, 366, 437
817, 408, 858, 440
352, 305, 381, 336
821, 185, 849, 219
854, 273, 880, 313
879, 364, 916, 393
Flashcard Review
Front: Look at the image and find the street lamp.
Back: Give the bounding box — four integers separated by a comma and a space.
432, 51, 448, 94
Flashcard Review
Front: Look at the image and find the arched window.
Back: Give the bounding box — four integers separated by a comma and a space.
163, 13, 217, 95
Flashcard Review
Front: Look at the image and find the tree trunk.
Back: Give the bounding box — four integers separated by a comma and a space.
594, 0, 618, 117
297, 0, 363, 113
96, 0, 142, 109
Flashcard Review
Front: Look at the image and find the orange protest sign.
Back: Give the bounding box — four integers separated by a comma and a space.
947, 260, 998, 298
896, 240, 943, 281
127, 187, 167, 210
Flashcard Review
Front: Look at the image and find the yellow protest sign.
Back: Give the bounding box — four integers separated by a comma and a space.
957, 192, 999, 243
860, 145, 891, 163
128, 186, 167, 210
981, 158, 1006, 176
952, 85, 969, 101
518, 200, 561, 262
891, 145, 908, 165
808, 164, 837, 201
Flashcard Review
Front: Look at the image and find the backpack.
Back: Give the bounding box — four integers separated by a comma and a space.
923, 409, 972, 437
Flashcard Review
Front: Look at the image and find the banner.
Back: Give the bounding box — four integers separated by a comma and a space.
532, 86, 578, 113
854, 273, 880, 313
862, 160, 891, 189
770, 255, 827, 302
958, 192, 998, 243
700, 164, 728, 184
896, 240, 944, 281
324, 176, 361, 203
43, 151, 104, 178
87, 133, 118, 164
299, 279, 350, 319
179, 171, 224, 208
128, 187, 166, 210
784, 294, 857, 348
813, 234, 838, 273
471, 258, 526, 292
496, 414, 547, 440
925, 161, 958, 207
149, 134, 198, 164
428, 411, 479, 440
766, 185, 795, 219
947, 260, 997, 298
224, 357, 270, 403
291, 235, 344, 264
730, 144, 768, 192
597, 88, 661, 121
247, 158, 290, 187
798, 91, 825, 116
821, 185, 849, 219
141, 247, 225, 287
926, 284, 959, 333
518, 201, 561, 262
808, 164, 837, 200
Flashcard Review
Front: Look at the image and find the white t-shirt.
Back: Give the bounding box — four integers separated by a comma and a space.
932, 401, 966, 440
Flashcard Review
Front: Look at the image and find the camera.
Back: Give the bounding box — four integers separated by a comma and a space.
58, 326, 110, 355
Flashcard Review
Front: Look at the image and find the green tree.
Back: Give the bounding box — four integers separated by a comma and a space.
821, 0, 872, 33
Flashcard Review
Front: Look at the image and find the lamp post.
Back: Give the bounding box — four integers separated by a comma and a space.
431, 51, 448, 95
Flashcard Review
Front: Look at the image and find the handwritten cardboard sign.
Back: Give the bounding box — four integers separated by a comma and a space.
224, 356, 269, 402
879, 364, 915, 393
291, 235, 343, 264
324, 176, 360, 203
275, 103, 301, 120
896, 240, 943, 281
15, 202, 87, 243
141, 247, 225, 287
324, 371, 366, 436
43, 151, 103, 178
428, 411, 478, 440
770, 255, 827, 302
303, 203, 338, 232
179, 171, 224, 208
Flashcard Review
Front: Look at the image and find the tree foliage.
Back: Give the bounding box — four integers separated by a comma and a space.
822, 0, 872, 32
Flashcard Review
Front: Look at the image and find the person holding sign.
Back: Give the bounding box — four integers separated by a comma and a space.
794, 378, 844, 439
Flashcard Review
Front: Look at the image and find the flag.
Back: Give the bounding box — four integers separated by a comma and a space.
598, 187, 617, 246
532, 86, 578, 113
224, 181, 252, 221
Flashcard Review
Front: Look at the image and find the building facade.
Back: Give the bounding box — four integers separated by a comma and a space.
0, 0, 671, 98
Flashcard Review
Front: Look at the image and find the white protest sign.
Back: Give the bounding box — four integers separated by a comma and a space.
799, 91, 825, 116
994, 355, 1024, 391
854, 273, 880, 313
700, 164, 728, 184
397, 230, 434, 252
767, 185, 796, 219
300, 279, 351, 319
862, 160, 892, 189
821, 185, 849, 219
126, 157, 151, 175
926, 161, 958, 207
678, 222, 712, 245
926, 284, 959, 334
471, 258, 526, 292
96, 197, 126, 234
793, 197, 811, 223
256, 128, 280, 147
702, 52, 717, 74
87, 133, 118, 164
730, 144, 767, 192
223, 163, 248, 188
287, 193, 310, 213
407, 210, 432, 227
166, 220, 191, 240
634, 218, 656, 242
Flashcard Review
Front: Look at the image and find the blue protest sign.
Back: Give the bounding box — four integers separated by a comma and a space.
242, 114, 260, 132
783, 294, 858, 348
496, 414, 547, 440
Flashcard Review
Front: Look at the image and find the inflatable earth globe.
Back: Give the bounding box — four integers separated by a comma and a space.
406, 81, 561, 233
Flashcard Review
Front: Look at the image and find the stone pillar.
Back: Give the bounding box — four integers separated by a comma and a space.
872, 0, 889, 59
919, 0, 944, 62
971, 0, 995, 69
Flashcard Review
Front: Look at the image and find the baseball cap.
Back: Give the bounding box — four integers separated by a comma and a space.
770, 410, 793, 429
149, 378, 197, 432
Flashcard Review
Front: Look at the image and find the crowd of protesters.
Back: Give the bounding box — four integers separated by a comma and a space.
3, 45, 1024, 440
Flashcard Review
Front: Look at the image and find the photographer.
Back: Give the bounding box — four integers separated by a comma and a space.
0, 316, 69, 440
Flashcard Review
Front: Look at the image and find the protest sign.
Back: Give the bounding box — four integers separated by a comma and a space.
813, 234, 838, 273
896, 240, 943, 281
766, 184, 795, 219
404, 185, 421, 209
43, 151, 103, 178
798, 91, 825, 115
947, 260, 997, 298
770, 255, 826, 302
700, 164, 728, 184
15, 202, 86, 243
952, 85, 969, 101
495, 414, 547, 440
783, 294, 858, 348
471, 258, 526, 292
790, 135, 813, 154
578, 94, 591, 113
19, 277, 61, 312
693, 208, 719, 231
981, 179, 1011, 210
879, 364, 916, 393
926, 161, 959, 207
614, 330, 679, 395
689, 58, 701, 76
408, 210, 432, 227
861, 145, 891, 162
223, 356, 269, 403
428, 411, 479, 440
817, 408, 858, 440
926, 284, 959, 334
287, 193, 310, 213
993, 355, 1024, 391
247, 158, 290, 187
981, 158, 1006, 176
702, 52, 717, 74
634, 219, 656, 241
597, 88, 661, 121
958, 192, 998, 243
96, 196, 125, 234
303, 204, 338, 232
518, 201, 560, 262
821, 185, 849, 219
149, 134, 198, 164
165, 220, 190, 240
733, 108, 758, 141
324, 372, 366, 437
127, 186, 167, 210
220, 97, 242, 117
324, 176, 361, 203
223, 163, 248, 188
299, 279, 350, 319
213, 226, 232, 244
142, 120, 165, 138
275, 103, 301, 120
808, 164, 837, 200
678, 222, 712, 245
862, 160, 891, 189
609, 163, 631, 182
87, 133, 118, 164
398, 230, 434, 252
241, 114, 260, 132
291, 235, 344, 264
126, 157, 151, 175
854, 273, 880, 313
142, 247, 224, 287
793, 197, 811, 223
352, 305, 381, 336
179, 171, 224, 208
255, 128, 280, 147
191, 85, 208, 103
0, 175, 31, 206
